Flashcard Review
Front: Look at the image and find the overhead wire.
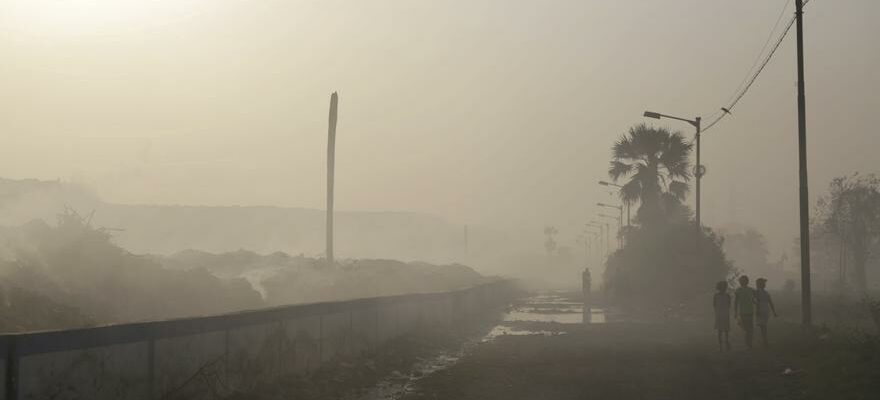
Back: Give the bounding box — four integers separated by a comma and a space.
700, 16, 795, 134
723, 0, 793, 106
697, 0, 815, 136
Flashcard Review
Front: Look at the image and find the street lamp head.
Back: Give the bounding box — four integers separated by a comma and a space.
643, 111, 662, 119
598, 181, 609, 186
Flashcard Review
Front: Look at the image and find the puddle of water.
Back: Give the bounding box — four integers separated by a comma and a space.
517, 305, 582, 313
482, 325, 567, 341
359, 293, 606, 399
505, 294, 608, 325
358, 350, 463, 400
585, 307, 606, 324
526, 299, 582, 305
522, 296, 581, 306
503, 309, 584, 324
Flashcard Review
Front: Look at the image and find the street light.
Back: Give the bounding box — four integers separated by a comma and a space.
597, 214, 619, 251
597, 213, 618, 224
597, 203, 624, 231
588, 221, 608, 258
584, 226, 600, 258
577, 233, 590, 265
583, 224, 601, 240
598, 181, 630, 226
643, 110, 703, 243
581, 226, 602, 266
598, 202, 625, 248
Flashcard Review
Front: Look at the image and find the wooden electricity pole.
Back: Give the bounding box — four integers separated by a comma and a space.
464, 225, 469, 257
795, 0, 812, 326
326, 92, 338, 265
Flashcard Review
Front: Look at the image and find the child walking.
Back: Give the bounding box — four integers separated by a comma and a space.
755, 278, 778, 347
734, 275, 756, 349
713, 280, 731, 351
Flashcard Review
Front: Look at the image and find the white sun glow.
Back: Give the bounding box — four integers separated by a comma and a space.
2, 0, 203, 38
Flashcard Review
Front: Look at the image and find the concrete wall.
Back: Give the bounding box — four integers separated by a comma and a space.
0, 355, 6, 400
0, 281, 514, 400
20, 341, 150, 400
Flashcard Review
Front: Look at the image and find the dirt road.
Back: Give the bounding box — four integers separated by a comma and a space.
401, 295, 805, 400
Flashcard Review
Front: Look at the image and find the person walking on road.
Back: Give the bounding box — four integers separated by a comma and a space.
713, 280, 732, 351
734, 275, 757, 349
582, 268, 591, 299
755, 278, 778, 347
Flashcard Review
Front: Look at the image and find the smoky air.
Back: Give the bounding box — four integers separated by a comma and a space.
0, 1, 877, 399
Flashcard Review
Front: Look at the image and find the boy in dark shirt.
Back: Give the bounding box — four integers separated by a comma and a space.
713, 280, 731, 351
755, 278, 778, 347
734, 275, 756, 349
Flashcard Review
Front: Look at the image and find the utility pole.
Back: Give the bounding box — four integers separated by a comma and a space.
604, 223, 610, 257
592, 233, 599, 265
585, 236, 591, 264
326, 92, 338, 265
586, 223, 603, 261
597, 202, 624, 248
795, 0, 812, 326
464, 225, 469, 257
599, 181, 630, 226
589, 221, 606, 259
694, 116, 702, 244
578, 234, 589, 265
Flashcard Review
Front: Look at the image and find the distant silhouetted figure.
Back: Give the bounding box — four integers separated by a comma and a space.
713, 281, 731, 351
734, 275, 756, 349
755, 278, 778, 347
582, 268, 592, 301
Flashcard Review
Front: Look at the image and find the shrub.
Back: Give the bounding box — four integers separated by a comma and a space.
604, 222, 732, 310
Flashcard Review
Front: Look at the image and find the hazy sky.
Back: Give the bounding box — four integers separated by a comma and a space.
1, 0, 878, 257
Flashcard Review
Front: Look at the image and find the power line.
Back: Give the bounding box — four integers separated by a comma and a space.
700, 0, 815, 135
701, 16, 795, 134
724, 0, 793, 106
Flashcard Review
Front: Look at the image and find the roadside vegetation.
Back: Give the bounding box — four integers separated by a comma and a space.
601, 124, 732, 311
0, 210, 490, 332
595, 124, 880, 398
0, 209, 263, 330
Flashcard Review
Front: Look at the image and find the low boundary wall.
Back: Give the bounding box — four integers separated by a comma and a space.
0, 281, 515, 400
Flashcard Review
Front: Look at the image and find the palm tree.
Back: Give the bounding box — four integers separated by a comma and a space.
608, 124, 693, 225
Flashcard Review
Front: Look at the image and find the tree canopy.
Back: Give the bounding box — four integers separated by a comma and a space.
816, 173, 880, 291
609, 124, 693, 225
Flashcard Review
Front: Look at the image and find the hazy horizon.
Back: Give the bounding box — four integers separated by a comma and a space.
2, 0, 878, 258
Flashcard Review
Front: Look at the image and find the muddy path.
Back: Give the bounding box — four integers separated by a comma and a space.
397, 293, 806, 400
351, 292, 612, 399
